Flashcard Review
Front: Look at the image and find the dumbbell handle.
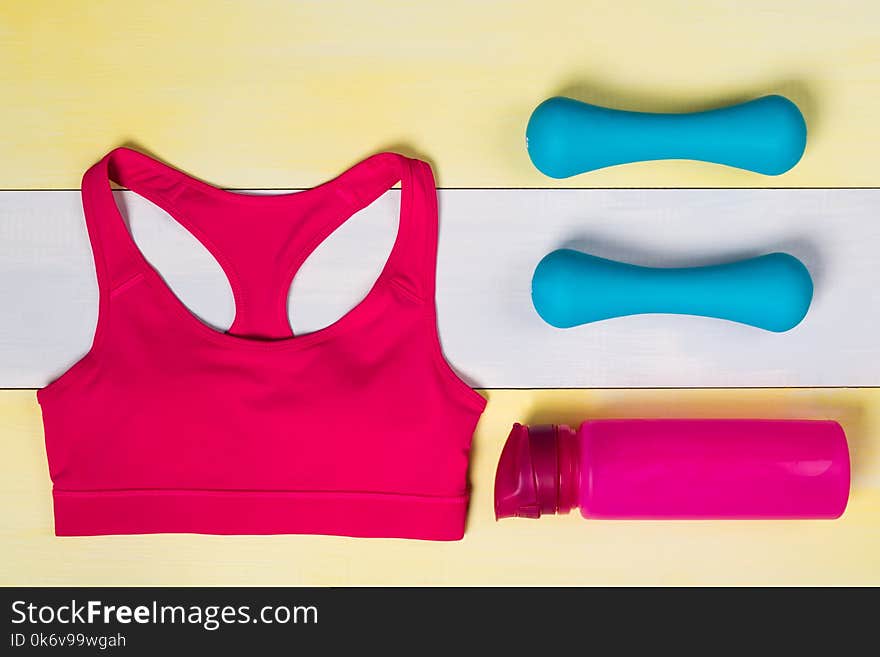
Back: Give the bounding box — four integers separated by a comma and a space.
526, 95, 807, 177
531, 250, 813, 332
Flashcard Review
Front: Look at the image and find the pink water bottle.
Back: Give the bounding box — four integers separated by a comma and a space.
494, 419, 850, 520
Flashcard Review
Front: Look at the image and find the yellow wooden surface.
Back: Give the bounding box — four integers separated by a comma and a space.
3, 388, 879, 586
2, 1, 880, 188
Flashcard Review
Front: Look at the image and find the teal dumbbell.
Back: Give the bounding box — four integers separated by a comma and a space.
526, 95, 807, 177
531, 249, 813, 332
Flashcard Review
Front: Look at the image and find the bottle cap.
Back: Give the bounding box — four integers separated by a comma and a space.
494, 423, 579, 520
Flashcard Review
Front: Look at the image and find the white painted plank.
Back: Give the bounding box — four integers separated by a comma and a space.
1, 188, 878, 388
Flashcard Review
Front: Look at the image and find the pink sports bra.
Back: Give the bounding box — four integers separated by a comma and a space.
37, 147, 487, 540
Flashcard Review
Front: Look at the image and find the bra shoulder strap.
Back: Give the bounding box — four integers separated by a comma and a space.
80, 152, 146, 293
390, 156, 441, 301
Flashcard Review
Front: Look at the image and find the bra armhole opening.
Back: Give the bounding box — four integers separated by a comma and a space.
39, 234, 117, 400
425, 305, 487, 413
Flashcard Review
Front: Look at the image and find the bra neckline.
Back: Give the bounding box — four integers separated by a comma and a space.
89, 147, 420, 352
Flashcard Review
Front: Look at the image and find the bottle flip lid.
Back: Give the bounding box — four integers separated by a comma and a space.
494, 423, 577, 520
